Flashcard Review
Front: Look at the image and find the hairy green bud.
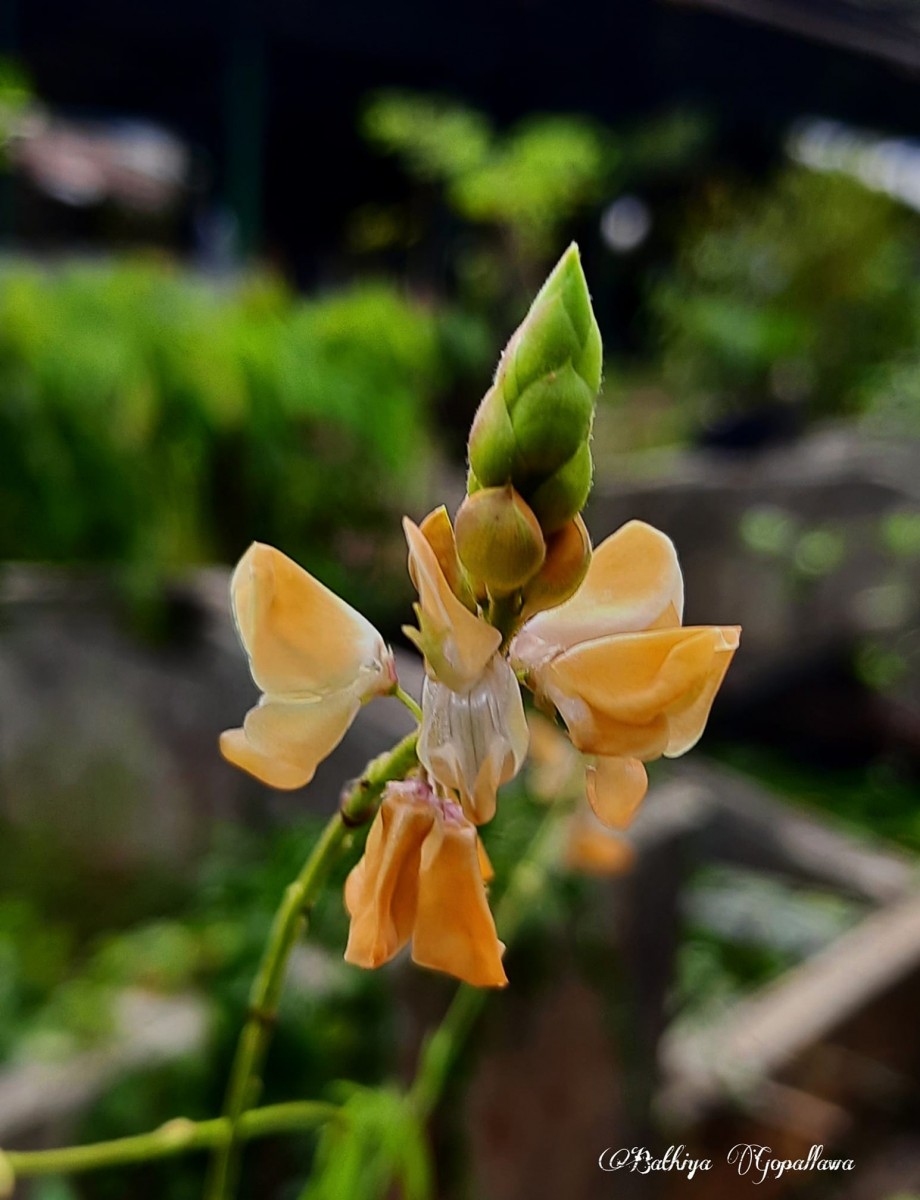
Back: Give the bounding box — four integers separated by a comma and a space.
455, 485, 546, 597
467, 243, 602, 527
527, 440, 593, 533
520, 516, 591, 620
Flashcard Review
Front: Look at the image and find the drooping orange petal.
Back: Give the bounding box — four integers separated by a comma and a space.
220, 690, 361, 790
344, 786, 435, 969
512, 521, 683, 666
231, 542, 393, 698
412, 812, 507, 987
585, 756, 648, 829
403, 518, 500, 692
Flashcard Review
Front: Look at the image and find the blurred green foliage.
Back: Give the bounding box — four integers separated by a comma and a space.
362, 93, 613, 272
0, 788, 578, 1198
0, 261, 458, 624
358, 92, 710, 311
0, 57, 32, 160
653, 166, 920, 426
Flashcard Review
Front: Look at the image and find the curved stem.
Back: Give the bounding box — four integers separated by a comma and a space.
409, 808, 562, 1120
393, 686, 423, 723
0, 1101, 340, 1194
205, 730, 418, 1200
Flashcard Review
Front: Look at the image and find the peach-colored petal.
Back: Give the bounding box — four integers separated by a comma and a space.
344, 784, 435, 969
512, 520, 683, 666
477, 836, 495, 883
218, 729, 310, 790
417, 654, 529, 825
548, 691, 670, 759
220, 690, 361, 790
551, 627, 718, 724
419, 505, 476, 609
231, 542, 392, 698
585, 757, 648, 829
665, 626, 740, 757
540, 626, 738, 760
412, 810, 507, 987
403, 518, 500, 692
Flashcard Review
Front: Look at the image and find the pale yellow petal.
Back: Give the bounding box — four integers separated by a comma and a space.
513, 520, 683, 665
219, 728, 311, 790
344, 786, 435, 969
231, 542, 392, 698
664, 626, 740, 757
585, 756, 648, 829
412, 812, 507, 987
219, 690, 361, 790
551, 627, 718, 725
403, 518, 500, 691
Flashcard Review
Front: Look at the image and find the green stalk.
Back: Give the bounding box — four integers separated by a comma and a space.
0, 1101, 340, 1194
409, 808, 562, 1120
204, 730, 418, 1200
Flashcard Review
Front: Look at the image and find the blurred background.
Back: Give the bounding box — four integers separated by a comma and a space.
3, 0, 920, 1196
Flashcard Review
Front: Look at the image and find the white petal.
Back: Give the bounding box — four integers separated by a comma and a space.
417, 654, 529, 824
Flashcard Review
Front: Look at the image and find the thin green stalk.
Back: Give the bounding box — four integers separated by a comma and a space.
0, 1101, 339, 1193
393, 686, 423, 723
205, 729, 419, 1200
409, 808, 562, 1120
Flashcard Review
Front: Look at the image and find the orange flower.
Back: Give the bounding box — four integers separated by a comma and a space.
220, 543, 396, 789
512, 521, 739, 804
344, 780, 507, 987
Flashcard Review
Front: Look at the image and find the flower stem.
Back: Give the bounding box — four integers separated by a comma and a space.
409, 807, 562, 1120
393, 685, 423, 723
205, 729, 419, 1200
0, 1102, 340, 1194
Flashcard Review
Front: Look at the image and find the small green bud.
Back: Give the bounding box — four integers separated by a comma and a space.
467, 388, 517, 487
520, 516, 591, 620
508, 362, 594, 475
455, 485, 546, 596
527, 441, 593, 533
467, 243, 602, 525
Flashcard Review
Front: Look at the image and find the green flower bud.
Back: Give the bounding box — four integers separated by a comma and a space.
468, 243, 602, 517
527, 440, 593, 533
520, 516, 591, 620
455, 485, 546, 597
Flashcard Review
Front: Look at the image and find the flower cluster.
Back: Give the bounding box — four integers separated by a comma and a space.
220, 245, 740, 988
